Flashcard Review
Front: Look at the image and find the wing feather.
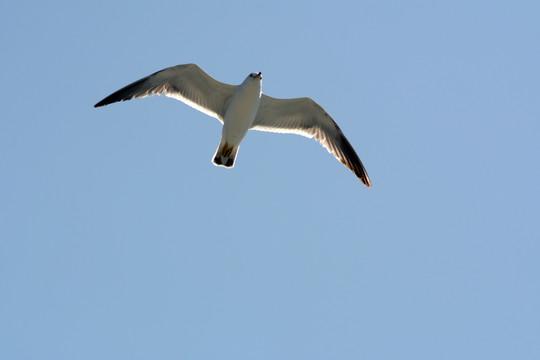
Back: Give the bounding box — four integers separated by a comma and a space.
251, 95, 371, 186
94, 64, 236, 122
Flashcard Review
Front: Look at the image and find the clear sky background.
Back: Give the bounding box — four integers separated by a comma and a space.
1, 1, 539, 359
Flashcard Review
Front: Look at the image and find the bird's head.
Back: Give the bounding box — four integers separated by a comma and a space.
248, 72, 262, 80
243, 71, 262, 95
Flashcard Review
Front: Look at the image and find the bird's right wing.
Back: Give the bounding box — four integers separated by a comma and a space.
94, 64, 236, 122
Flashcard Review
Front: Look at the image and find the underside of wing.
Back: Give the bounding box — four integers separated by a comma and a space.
94, 64, 236, 122
251, 95, 372, 187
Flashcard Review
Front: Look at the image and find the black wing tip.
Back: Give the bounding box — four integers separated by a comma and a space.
360, 172, 372, 187
94, 73, 154, 109
353, 160, 372, 188
94, 98, 116, 108
337, 133, 372, 187
350, 160, 372, 187
94, 93, 124, 108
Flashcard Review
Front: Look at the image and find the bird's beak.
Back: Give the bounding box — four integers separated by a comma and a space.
256, 72, 262, 79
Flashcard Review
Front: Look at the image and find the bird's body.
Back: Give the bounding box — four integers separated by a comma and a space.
214, 72, 262, 167
94, 64, 371, 186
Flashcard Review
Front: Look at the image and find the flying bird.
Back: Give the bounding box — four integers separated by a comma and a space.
94, 64, 371, 186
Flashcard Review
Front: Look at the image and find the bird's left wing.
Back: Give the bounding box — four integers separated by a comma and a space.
94, 64, 236, 122
251, 95, 371, 186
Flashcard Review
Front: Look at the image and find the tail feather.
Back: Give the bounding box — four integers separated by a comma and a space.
213, 141, 239, 168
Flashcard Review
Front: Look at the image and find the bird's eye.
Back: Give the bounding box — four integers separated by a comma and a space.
249, 74, 253, 78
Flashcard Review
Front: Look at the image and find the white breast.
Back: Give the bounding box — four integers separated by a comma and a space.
221, 78, 262, 145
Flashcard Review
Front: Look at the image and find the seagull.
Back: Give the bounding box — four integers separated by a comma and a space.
94, 64, 371, 186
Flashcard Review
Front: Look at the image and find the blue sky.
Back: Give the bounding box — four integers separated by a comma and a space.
1, 1, 539, 359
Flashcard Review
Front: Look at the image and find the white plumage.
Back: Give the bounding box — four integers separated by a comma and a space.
94, 64, 371, 186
